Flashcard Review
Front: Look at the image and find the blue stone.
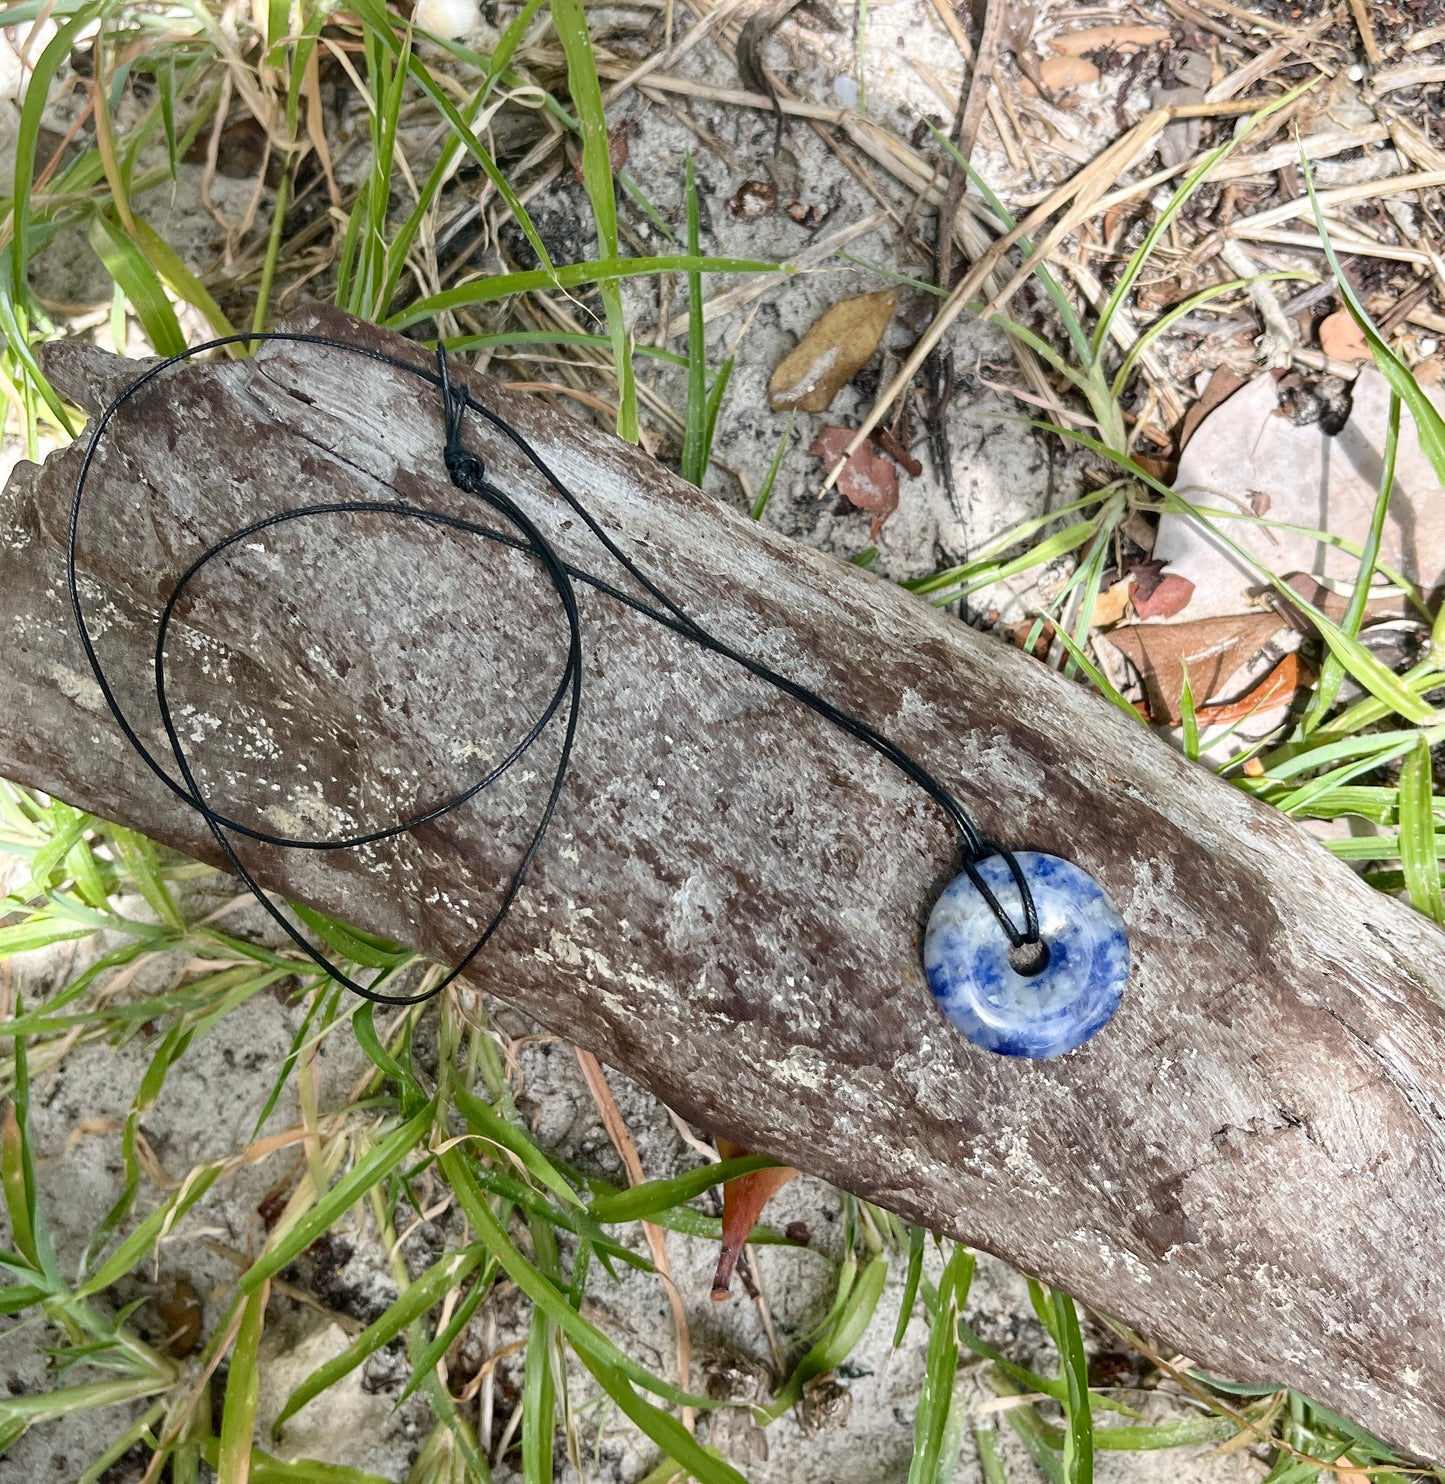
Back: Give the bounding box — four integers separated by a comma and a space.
923, 853, 1129, 1059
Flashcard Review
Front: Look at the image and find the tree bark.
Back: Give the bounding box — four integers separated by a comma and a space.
5, 304, 1445, 1459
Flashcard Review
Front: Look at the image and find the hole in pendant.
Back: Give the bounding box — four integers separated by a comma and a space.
1008, 938, 1051, 978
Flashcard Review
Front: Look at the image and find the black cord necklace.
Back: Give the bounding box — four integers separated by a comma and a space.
67, 332, 1129, 1058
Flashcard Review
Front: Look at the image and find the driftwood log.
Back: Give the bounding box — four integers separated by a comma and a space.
5, 305, 1445, 1459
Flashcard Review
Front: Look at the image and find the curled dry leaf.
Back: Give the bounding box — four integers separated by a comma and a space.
156, 1276, 203, 1358
711, 1136, 799, 1300
1091, 578, 1135, 628
809, 425, 899, 539
1130, 573, 1195, 620
1105, 613, 1285, 724
1318, 307, 1371, 362
770, 288, 898, 413
1037, 54, 1099, 91
1195, 652, 1311, 727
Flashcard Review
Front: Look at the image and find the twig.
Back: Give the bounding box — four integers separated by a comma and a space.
575, 1048, 695, 1433
1345, 0, 1382, 66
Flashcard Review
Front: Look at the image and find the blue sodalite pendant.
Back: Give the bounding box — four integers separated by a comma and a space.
923, 853, 1129, 1059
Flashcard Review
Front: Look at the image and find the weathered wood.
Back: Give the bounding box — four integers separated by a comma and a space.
6, 305, 1445, 1458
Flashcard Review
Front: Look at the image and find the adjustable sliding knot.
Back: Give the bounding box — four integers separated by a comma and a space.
444, 441, 487, 495
436, 344, 486, 495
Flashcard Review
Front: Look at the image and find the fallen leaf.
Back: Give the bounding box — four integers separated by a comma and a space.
1038, 54, 1099, 91
770, 289, 898, 412
1130, 573, 1195, 619
1275, 572, 1409, 634
1010, 619, 1056, 659
1195, 652, 1311, 726
711, 1136, 798, 1299
1105, 613, 1285, 724
872, 422, 922, 477
810, 425, 899, 538
1178, 366, 1248, 451
156, 1276, 203, 1358
1091, 578, 1134, 627
1158, 369, 1445, 619
1318, 307, 1371, 362
1050, 24, 1169, 54
1127, 558, 1167, 600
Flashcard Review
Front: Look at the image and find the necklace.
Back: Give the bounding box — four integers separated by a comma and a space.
66, 332, 1128, 1056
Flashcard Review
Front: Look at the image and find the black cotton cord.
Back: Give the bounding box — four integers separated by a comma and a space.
66, 331, 1040, 1005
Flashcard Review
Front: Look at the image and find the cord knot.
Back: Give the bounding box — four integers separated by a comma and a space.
435, 345, 486, 495
444, 442, 486, 493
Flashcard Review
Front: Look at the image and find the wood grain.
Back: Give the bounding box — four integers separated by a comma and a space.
5, 305, 1445, 1458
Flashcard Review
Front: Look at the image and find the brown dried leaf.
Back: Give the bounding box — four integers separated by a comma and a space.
1092, 579, 1134, 628
1276, 572, 1409, 633
809, 426, 899, 538
1037, 55, 1099, 91
1178, 366, 1249, 452
1130, 573, 1195, 620
1106, 613, 1285, 724
1318, 307, 1371, 362
1196, 652, 1311, 726
770, 289, 898, 412
712, 1136, 799, 1299
156, 1276, 203, 1358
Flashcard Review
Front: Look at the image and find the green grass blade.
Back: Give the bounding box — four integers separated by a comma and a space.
762, 1255, 888, 1419
389, 255, 779, 329
132, 216, 236, 337
440, 1147, 715, 1408
1110, 273, 1311, 400
346, 0, 555, 278
1051, 1290, 1093, 1484
1302, 158, 1445, 485
217, 1284, 268, 1484
681, 152, 706, 483
550, 0, 636, 439
1398, 733, 1443, 923
908, 1243, 973, 1484
395, 1259, 496, 1406
750, 411, 796, 520
203, 1440, 394, 1484
87, 213, 186, 357
587, 1152, 777, 1223
76, 1161, 225, 1297
891, 1223, 927, 1349
1092, 87, 1306, 360
521, 1305, 558, 1483
454, 1083, 584, 1209
575, 1349, 746, 1484
108, 825, 185, 931
240, 1103, 436, 1293
290, 902, 410, 969
700, 356, 734, 478
1304, 394, 1401, 728
275, 1246, 485, 1431
1179, 658, 1200, 759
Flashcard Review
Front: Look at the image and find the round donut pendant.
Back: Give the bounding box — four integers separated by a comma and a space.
923, 852, 1129, 1058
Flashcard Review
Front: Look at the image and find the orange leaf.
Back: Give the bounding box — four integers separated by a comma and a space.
712, 1137, 798, 1300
